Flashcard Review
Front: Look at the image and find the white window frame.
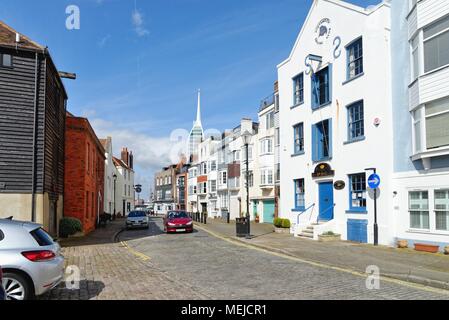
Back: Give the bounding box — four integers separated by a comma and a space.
423, 15, 449, 74
408, 188, 449, 234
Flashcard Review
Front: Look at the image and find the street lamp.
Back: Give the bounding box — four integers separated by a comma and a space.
113, 173, 117, 221
241, 130, 252, 239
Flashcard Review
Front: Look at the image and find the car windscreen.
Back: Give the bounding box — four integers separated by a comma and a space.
128, 212, 146, 218
30, 228, 54, 246
168, 212, 189, 219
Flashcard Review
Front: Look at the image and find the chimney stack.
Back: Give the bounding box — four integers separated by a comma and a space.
129, 151, 134, 170
121, 147, 129, 166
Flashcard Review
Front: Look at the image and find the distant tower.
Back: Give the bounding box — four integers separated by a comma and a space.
188, 89, 204, 163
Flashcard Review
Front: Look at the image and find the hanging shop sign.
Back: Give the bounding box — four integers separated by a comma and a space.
334, 180, 346, 190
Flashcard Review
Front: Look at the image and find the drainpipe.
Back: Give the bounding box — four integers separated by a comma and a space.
30, 51, 39, 223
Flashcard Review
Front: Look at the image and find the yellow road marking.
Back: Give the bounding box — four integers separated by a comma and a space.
194, 224, 449, 296
121, 241, 151, 262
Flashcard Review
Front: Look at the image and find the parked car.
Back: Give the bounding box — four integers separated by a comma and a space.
163, 211, 193, 234
0, 219, 65, 300
0, 267, 6, 301
126, 211, 150, 229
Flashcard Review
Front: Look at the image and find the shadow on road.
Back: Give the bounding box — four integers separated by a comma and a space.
39, 280, 105, 300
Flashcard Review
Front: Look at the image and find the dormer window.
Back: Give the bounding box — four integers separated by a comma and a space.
0, 54, 12, 68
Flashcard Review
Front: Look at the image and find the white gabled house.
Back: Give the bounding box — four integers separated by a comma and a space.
278, 0, 394, 245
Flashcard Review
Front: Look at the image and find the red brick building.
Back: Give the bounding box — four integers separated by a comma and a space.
64, 113, 105, 234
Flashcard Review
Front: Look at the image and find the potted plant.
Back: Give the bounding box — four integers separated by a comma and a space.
274, 218, 291, 234
414, 243, 439, 254
318, 231, 341, 242
397, 239, 408, 249
255, 214, 260, 223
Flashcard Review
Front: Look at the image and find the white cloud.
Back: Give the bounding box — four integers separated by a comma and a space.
98, 34, 111, 48
132, 9, 149, 37
89, 118, 189, 199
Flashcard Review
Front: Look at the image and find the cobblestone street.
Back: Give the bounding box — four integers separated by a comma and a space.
39, 220, 206, 300
41, 217, 449, 300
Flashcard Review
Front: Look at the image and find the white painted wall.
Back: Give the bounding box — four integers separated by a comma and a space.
278, 0, 394, 245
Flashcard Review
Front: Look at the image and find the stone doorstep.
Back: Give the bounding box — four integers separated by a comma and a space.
197, 224, 449, 292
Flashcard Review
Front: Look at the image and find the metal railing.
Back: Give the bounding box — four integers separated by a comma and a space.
315, 204, 336, 225
260, 94, 275, 111
295, 203, 316, 226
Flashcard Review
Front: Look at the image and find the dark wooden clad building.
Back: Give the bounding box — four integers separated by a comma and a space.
0, 21, 67, 235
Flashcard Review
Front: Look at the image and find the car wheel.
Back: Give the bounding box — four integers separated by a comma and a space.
2, 272, 34, 301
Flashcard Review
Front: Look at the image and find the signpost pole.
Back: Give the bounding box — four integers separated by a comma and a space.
365, 168, 379, 246
372, 169, 378, 246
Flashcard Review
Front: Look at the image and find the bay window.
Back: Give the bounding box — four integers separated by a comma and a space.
260, 138, 273, 155
260, 169, 273, 186
423, 15, 449, 73
411, 35, 420, 79
425, 97, 449, 149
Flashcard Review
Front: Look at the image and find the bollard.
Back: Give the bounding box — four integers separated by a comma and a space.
204, 213, 207, 225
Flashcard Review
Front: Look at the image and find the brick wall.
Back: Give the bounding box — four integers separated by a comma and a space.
64, 116, 105, 234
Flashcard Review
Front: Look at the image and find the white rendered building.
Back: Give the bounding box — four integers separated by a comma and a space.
278, 0, 394, 244
390, 0, 449, 251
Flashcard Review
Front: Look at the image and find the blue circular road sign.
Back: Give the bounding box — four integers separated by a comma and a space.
367, 174, 381, 189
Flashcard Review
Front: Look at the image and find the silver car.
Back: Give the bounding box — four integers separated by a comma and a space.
0, 219, 65, 300
126, 211, 150, 229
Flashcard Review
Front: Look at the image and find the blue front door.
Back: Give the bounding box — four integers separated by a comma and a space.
263, 200, 275, 224
318, 182, 334, 221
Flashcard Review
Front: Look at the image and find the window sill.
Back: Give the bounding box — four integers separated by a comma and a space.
346, 210, 367, 214
343, 136, 366, 145
411, 145, 449, 162
291, 151, 305, 157
292, 208, 306, 212
342, 72, 364, 86
290, 102, 304, 110
312, 101, 332, 111
313, 157, 332, 163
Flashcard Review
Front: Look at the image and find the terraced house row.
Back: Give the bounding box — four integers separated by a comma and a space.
153, 0, 449, 252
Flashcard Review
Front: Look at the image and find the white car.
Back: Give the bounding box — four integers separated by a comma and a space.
126, 211, 150, 229
0, 219, 65, 300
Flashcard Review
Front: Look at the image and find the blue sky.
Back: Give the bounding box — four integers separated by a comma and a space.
2, 0, 381, 197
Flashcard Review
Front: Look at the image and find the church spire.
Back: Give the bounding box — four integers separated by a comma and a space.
196, 89, 202, 127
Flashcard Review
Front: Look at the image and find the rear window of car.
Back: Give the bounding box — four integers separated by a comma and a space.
128, 212, 146, 218
30, 228, 54, 246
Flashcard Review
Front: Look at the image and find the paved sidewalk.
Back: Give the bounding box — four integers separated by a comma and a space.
197, 219, 449, 290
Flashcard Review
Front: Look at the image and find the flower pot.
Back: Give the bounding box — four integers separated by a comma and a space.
318, 234, 341, 242
274, 227, 291, 234
444, 246, 449, 255
414, 243, 439, 254
397, 240, 408, 249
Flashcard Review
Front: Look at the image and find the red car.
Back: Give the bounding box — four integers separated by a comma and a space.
163, 211, 193, 234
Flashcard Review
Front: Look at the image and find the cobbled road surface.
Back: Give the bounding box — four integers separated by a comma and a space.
115, 217, 449, 300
